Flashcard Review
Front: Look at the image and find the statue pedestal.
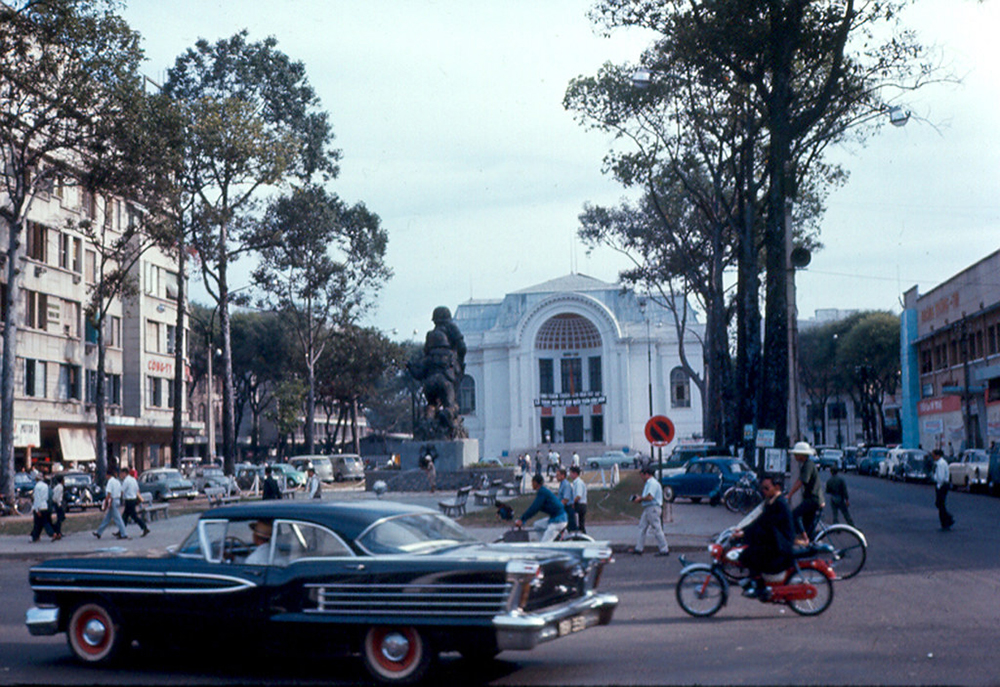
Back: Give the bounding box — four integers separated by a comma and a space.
400, 439, 479, 472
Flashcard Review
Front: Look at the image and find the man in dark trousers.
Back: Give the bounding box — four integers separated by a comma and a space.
262, 466, 283, 500
731, 475, 796, 599
932, 449, 955, 530
824, 467, 855, 527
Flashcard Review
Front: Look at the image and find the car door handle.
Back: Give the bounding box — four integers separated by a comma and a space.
344, 563, 366, 571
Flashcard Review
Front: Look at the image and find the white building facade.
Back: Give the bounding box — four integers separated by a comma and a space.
453, 274, 705, 460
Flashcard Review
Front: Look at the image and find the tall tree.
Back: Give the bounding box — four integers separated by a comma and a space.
836, 312, 900, 445
162, 31, 340, 475
0, 0, 144, 497
575, 0, 933, 447
252, 185, 390, 454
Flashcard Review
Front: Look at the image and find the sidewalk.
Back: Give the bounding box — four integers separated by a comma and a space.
0, 488, 740, 560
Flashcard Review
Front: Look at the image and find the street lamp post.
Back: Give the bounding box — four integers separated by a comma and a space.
638, 295, 657, 472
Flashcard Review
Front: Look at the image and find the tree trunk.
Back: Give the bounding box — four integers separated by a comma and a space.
1, 213, 23, 500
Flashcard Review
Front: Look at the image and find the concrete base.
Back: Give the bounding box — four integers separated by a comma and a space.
400, 439, 479, 472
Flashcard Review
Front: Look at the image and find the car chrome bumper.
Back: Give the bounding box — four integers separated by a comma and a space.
26, 607, 59, 636
493, 592, 618, 651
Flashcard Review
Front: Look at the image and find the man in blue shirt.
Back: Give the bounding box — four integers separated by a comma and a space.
515, 474, 567, 542
556, 468, 577, 531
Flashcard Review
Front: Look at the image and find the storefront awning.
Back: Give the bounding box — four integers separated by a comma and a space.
58, 427, 97, 462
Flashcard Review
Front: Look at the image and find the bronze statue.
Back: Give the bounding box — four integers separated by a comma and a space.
408, 307, 468, 441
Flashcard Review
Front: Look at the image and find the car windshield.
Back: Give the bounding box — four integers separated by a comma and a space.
357, 513, 478, 555
159, 470, 183, 480
63, 474, 90, 486
202, 468, 224, 477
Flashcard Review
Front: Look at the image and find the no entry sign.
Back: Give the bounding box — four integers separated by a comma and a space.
644, 415, 675, 446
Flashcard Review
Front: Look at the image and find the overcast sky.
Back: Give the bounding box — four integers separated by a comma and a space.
122, 0, 1000, 340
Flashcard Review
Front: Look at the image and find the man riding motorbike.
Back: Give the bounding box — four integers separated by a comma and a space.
729, 475, 796, 599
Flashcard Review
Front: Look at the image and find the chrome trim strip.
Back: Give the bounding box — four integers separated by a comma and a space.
303, 608, 499, 617
30, 583, 255, 595
31, 568, 164, 577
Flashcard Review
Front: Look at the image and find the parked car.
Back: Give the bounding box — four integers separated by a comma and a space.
14, 472, 36, 499
26, 500, 619, 683
191, 465, 229, 494
841, 446, 863, 471
56, 470, 104, 511
588, 450, 633, 470
858, 447, 888, 476
949, 449, 990, 491
330, 454, 365, 481
817, 448, 844, 471
896, 449, 932, 482
880, 446, 907, 479
269, 462, 307, 489
989, 444, 1000, 495
137, 468, 198, 502
289, 456, 335, 483
659, 457, 753, 505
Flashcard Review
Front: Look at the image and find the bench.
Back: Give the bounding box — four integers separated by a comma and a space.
140, 493, 169, 521
473, 487, 500, 506
439, 486, 472, 517
205, 486, 241, 508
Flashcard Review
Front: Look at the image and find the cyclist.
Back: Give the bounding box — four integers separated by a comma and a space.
514, 474, 567, 542
730, 475, 796, 598
788, 441, 824, 542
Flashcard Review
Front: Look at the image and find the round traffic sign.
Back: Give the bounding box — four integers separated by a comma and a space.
644, 415, 675, 446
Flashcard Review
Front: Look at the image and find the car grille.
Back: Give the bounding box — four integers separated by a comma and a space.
305, 582, 511, 618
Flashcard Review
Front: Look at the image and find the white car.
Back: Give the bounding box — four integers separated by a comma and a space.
880, 447, 906, 479
949, 449, 989, 490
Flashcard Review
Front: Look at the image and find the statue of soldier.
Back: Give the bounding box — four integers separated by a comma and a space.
408, 306, 468, 441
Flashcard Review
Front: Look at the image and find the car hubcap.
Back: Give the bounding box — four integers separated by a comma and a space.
82, 618, 107, 648
380, 631, 410, 662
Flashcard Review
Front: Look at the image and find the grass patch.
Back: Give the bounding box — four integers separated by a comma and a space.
458, 471, 648, 526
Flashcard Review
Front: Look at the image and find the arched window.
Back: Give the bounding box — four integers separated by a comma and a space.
670, 367, 691, 408
459, 375, 476, 415
535, 314, 602, 350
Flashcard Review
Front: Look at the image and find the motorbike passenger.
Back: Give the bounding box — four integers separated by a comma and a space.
730, 475, 796, 599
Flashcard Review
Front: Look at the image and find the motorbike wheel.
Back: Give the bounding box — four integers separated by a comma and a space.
787, 567, 834, 616
723, 488, 741, 513
814, 525, 867, 580
675, 568, 726, 617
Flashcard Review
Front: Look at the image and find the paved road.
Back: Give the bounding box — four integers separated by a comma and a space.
2, 475, 997, 685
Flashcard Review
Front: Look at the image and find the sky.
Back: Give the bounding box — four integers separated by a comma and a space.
121, 0, 1000, 341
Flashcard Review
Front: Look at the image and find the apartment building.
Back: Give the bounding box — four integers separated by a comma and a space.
3, 172, 192, 473
901, 249, 1000, 451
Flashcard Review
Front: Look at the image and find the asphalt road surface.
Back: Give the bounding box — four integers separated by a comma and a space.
2, 475, 997, 685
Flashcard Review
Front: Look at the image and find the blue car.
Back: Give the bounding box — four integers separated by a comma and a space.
659, 457, 754, 505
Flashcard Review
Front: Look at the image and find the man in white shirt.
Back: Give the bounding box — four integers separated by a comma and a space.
306, 468, 322, 499
30, 477, 58, 542
572, 451, 581, 468
570, 465, 588, 534
933, 449, 955, 530
631, 466, 669, 556
121, 469, 150, 537
243, 520, 273, 565
93, 467, 128, 540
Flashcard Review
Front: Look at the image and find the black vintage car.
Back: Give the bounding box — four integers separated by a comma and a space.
27, 501, 618, 684
56, 470, 104, 511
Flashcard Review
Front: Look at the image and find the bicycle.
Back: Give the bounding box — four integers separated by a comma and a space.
493, 519, 596, 543
722, 473, 762, 514
811, 519, 867, 580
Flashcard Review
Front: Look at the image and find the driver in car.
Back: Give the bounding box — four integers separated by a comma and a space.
243, 520, 273, 565
730, 476, 796, 599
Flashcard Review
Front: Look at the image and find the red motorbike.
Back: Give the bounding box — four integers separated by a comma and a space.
675, 527, 836, 617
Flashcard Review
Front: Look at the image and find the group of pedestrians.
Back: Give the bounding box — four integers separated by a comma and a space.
514, 465, 588, 541
28, 474, 63, 543
92, 465, 151, 540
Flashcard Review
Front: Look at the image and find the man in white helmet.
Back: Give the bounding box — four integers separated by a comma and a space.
787, 441, 824, 543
